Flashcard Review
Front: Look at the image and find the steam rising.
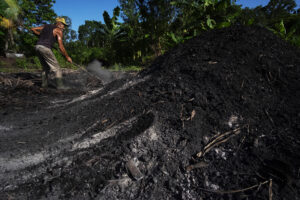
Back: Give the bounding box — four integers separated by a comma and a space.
86, 60, 113, 84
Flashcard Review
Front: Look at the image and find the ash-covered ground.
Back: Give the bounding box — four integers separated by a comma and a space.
0, 26, 299, 200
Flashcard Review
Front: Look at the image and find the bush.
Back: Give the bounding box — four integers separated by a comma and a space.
33, 56, 42, 69
15, 56, 44, 70
53, 49, 77, 70
15, 58, 31, 69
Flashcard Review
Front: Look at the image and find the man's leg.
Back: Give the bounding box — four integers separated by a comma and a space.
35, 45, 62, 78
35, 45, 50, 88
35, 45, 68, 89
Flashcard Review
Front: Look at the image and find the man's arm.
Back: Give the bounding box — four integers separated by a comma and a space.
30, 26, 44, 36
53, 28, 72, 63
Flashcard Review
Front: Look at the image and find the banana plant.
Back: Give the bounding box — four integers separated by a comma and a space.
166, 29, 196, 47
274, 19, 287, 37
99, 7, 127, 63
101, 7, 125, 47
0, 0, 20, 52
268, 14, 300, 46
170, 0, 217, 30
170, 0, 241, 34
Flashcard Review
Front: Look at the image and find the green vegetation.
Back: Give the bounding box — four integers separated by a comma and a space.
0, 55, 77, 73
0, 56, 41, 72
109, 64, 142, 72
0, 0, 299, 71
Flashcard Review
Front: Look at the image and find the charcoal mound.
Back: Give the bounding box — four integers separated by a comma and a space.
1, 25, 299, 199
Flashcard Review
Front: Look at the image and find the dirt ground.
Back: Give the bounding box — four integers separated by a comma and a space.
0, 26, 299, 200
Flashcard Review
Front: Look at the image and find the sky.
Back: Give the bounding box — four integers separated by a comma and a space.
53, 0, 120, 32
53, 0, 300, 33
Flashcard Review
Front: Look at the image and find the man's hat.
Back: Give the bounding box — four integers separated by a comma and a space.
55, 17, 68, 26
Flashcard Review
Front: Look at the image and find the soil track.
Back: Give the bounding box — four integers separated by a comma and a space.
0, 25, 299, 200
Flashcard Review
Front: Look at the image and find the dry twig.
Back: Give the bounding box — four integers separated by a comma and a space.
101, 119, 108, 124
186, 161, 209, 172
237, 127, 248, 153
199, 180, 269, 194
180, 104, 185, 128
269, 179, 273, 200
106, 120, 117, 130
191, 110, 196, 120
85, 156, 101, 167
264, 109, 274, 125
197, 127, 242, 158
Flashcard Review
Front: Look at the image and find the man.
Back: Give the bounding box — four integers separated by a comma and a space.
31, 17, 72, 89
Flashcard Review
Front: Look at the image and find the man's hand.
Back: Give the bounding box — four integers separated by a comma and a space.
66, 56, 72, 63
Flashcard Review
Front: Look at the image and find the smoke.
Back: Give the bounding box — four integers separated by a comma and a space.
86, 60, 114, 85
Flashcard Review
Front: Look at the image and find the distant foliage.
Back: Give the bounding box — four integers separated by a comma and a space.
1, 0, 299, 69
15, 57, 42, 70
236, 0, 299, 46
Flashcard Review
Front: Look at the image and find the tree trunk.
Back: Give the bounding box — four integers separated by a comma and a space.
153, 37, 162, 57
9, 28, 15, 50
5, 28, 15, 52
5, 39, 8, 52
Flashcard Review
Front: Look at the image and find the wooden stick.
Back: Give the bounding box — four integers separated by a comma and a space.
205, 128, 241, 151
199, 180, 269, 194
197, 128, 242, 157
269, 179, 273, 200
186, 161, 209, 172
106, 120, 117, 130
198, 135, 233, 157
